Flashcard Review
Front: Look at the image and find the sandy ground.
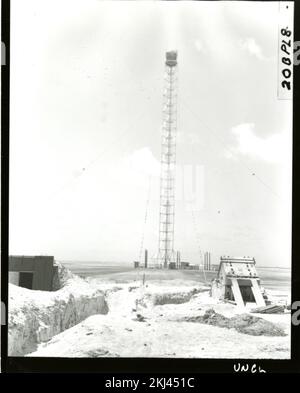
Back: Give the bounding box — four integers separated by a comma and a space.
28, 270, 291, 359
8, 274, 108, 356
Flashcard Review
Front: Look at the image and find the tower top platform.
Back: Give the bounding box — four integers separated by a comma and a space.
165, 51, 178, 67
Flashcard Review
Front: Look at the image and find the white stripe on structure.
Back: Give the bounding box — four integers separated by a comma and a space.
230, 278, 244, 308
251, 279, 266, 307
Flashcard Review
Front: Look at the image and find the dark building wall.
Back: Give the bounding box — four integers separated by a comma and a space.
180, 262, 190, 269
9, 256, 55, 291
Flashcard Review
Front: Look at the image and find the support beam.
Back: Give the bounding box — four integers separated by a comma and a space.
230, 278, 244, 307
251, 279, 266, 307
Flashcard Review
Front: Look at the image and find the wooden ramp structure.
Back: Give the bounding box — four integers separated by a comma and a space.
211, 257, 267, 308
250, 304, 285, 314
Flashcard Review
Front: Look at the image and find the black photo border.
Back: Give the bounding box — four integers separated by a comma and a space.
1, 0, 300, 374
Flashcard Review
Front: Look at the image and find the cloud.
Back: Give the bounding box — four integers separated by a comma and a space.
127, 147, 160, 177
239, 38, 265, 60
230, 123, 288, 163
86, 148, 160, 192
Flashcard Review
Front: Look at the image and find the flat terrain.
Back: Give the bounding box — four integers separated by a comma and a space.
64, 263, 217, 284
88, 268, 216, 284
63, 262, 291, 291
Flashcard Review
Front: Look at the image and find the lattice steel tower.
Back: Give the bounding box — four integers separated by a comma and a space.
157, 51, 178, 268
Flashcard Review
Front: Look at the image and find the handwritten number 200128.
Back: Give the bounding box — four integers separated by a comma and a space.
281, 27, 292, 91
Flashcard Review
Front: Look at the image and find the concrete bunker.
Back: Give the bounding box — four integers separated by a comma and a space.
9, 255, 57, 291
211, 257, 267, 307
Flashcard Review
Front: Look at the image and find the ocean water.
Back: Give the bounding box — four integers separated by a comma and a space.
257, 267, 291, 291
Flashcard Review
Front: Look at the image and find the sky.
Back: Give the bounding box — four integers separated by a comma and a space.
9, 0, 293, 268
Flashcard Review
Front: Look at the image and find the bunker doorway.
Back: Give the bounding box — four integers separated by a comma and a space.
19, 272, 34, 289
231, 279, 255, 303
239, 284, 255, 302
227, 278, 265, 307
